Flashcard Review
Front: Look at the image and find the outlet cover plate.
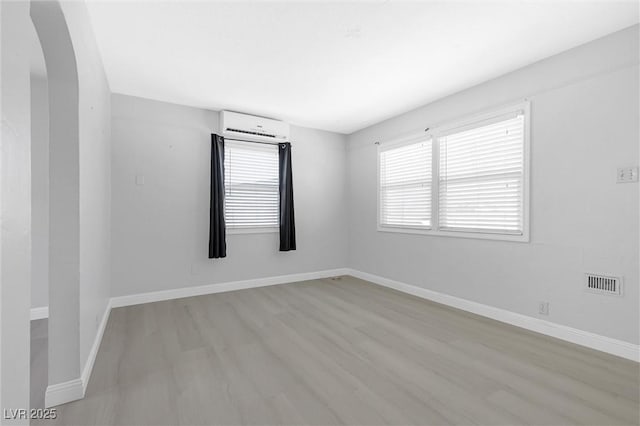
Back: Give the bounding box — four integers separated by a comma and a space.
538, 301, 550, 315
617, 167, 638, 183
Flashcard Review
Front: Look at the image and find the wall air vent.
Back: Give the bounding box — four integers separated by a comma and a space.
225, 128, 278, 139
584, 273, 622, 296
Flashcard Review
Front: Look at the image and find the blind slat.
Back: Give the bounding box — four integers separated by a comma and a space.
380, 140, 432, 228
224, 141, 279, 228
439, 115, 524, 234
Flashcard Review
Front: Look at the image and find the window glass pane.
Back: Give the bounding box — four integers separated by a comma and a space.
224, 141, 279, 228
438, 114, 524, 234
379, 140, 432, 229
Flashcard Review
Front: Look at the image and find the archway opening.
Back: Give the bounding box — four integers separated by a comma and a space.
30, 0, 81, 408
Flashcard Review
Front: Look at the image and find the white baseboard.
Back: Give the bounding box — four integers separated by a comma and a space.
45, 299, 112, 408
111, 268, 350, 308
44, 378, 83, 408
30, 306, 49, 320
81, 299, 112, 393
346, 269, 639, 362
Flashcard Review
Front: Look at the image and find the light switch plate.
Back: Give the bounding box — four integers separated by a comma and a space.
135, 175, 145, 186
617, 167, 638, 183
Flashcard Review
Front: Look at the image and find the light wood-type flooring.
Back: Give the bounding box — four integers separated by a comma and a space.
37, 276, 640, 426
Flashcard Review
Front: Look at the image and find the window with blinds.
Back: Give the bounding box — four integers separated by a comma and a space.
438, 113, 525, 234
379, 139, 432, 229
224, 140, 279, 229
377, 103, 529, 241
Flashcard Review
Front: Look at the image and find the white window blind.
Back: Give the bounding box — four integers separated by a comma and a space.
379, 139, 432, 229
438, 112, 525, 234
224, 140, 279, 229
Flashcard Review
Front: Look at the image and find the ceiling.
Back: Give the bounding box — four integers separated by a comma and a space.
85, 1, 638, 134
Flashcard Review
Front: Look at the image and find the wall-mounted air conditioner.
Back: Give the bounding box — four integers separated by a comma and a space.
220, 111, 290, 142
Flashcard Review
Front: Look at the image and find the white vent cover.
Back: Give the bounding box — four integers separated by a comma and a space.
584, 273, 622, 296
221, 111, 290, 143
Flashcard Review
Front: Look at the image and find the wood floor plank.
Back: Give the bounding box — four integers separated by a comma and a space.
41, 277, 640, 426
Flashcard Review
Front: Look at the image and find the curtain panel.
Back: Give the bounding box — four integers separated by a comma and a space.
278, 142, 296, 251
209, 134, 226, 258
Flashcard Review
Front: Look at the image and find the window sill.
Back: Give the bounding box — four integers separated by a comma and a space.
377, 225, 529, 243
227, 227, 279, 235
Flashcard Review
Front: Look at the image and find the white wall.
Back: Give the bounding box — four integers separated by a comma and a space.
111, 94, 348, 297
32, 0, 112, 388
61, 0, 112, 376
30, 74, 49, 310
1, 0, 32, 420
347, 26, 639, 345
32, 0, 81, 386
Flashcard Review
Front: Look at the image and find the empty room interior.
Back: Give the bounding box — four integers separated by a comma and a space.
1, 0, 640, 425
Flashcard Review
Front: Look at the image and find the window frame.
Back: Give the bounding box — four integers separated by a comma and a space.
223, 140, 280, 235
377, 101, 530, 242
227, 226, 278, 235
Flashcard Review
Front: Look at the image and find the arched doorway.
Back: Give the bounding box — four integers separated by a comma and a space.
31, 0, 81, 408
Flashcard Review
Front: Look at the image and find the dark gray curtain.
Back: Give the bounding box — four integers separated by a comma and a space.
278, 142, 296, 251
209, 134, 226, 258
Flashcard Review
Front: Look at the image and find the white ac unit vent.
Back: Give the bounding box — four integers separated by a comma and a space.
584, 273, 622, 296
220, 111, 290, 143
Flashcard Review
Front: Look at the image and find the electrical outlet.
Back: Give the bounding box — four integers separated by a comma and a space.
538, 302, 550, 316
617, 167, 638, 183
